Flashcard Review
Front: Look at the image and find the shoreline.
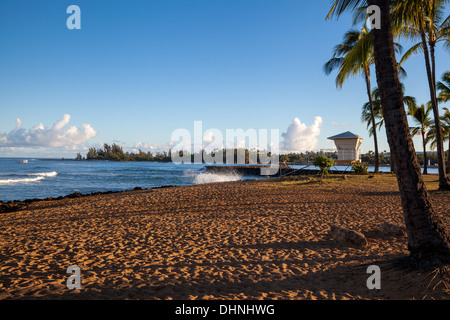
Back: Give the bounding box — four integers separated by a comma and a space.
0, 172, 440, 214
0, 185, 177, 214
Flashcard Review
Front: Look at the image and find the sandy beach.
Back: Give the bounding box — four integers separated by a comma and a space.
0, 174, 449, 300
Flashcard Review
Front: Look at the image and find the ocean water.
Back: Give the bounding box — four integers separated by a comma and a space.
0, 158, 439, 202
0, 158, 246, 202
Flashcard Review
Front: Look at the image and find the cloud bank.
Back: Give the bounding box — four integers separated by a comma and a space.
0, 114, 97, 148
281, 116, 323, 153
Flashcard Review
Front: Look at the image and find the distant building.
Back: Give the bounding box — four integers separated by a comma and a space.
327, 131, 363, 164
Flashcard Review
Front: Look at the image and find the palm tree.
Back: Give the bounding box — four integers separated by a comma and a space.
324, 26, 381, 173
361, 85, 416, 172
428, 107, 450, 173
394, 0, 450, 190
397, 2, 450, 90
437, 71, 450, 103
408, 103, 434, 174
361, 88, 383, 136
327, 0, 450, 262
437, 72, 450, 173
425, 3, 450, 94
442, 108, 450, 172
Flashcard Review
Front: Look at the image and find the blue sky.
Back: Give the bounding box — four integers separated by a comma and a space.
0, 0, 449, 158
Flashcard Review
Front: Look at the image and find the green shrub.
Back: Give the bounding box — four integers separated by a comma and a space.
352, 163, 369, 175
313, 156, 334, 178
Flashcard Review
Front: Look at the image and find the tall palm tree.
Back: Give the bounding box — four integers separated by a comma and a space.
425, 3, 450, 94
394, 0, 450, 190
428, 107, 450, 173
360, 88, 386, 171
327, 0, 450, 262
437, 72, 450, 173
361, 87, 383, 136
397, 2, 450, 90
324, 26, 381, 173
408, 103, 434, 174
361, 85, 416, 172
442, 108, 450, 172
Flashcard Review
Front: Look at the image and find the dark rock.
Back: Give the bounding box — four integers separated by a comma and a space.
380, 222, 407, 236
67, 193, 83, 198
328, 225, 368, 247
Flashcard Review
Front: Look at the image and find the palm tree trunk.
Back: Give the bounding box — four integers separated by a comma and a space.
418, 16, 450, 190
448, 136, 450, 174
430, 43, 436, 95
369, 0, 450, 262
446, 135, 450, 174
422, 130, 428, 175
430, 41, 448, 176
390, 147, 395, 173
364, 69, 379, 173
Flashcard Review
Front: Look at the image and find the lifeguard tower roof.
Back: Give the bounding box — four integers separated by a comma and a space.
327, 131, 362, 140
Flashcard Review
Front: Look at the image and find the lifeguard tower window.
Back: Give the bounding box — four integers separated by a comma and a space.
327, 131, 363, 164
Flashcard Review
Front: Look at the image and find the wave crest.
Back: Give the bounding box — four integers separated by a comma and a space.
193, 172, 242, 184
0, 176, 45, 185
0, 171, 58, 185
28, 171, 58, 177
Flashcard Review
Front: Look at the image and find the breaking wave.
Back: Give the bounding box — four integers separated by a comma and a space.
0, 176, 45, 185
192, 172, 242, 184
0, 171, 58, 185
28, 171, 58, 177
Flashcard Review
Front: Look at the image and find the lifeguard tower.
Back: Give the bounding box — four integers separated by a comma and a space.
327, 131, 363, 165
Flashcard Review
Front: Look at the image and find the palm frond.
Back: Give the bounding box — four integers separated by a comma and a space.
437, 71, 450, 103
398, 42, 423, 67
323, 57, 344, 75
327, 0, 367, 20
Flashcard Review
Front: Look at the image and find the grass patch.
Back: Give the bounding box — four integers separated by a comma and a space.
263, 173, 444, 193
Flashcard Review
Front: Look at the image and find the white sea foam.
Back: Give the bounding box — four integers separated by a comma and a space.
0, 176, 45, 185
0, 171, 58, 185
28, 171, 58, 177
193, 172, 242, 184
183, 169, 242, 184
182, 169, 197, 178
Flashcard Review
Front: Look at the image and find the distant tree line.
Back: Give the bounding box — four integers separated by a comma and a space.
361, 150, 444, 167
76, 145, 329, 164
75, 143, 172, 162
77, 143, 274, 163
74, 143, 441, 166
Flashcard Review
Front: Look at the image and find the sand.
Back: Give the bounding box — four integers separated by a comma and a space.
0, 174, 449, 300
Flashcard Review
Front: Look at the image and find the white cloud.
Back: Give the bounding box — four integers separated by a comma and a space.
131, 141, 172, 154
0, 114, 97, 148
134, 141, 159, 151
281, 116, 323, 153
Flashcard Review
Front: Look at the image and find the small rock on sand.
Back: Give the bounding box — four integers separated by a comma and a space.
328, 225, 368, 247
380, 222, 406, 236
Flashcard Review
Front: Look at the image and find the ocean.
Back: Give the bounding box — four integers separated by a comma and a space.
0, 158, 243, 202
0, 157, 439, 202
